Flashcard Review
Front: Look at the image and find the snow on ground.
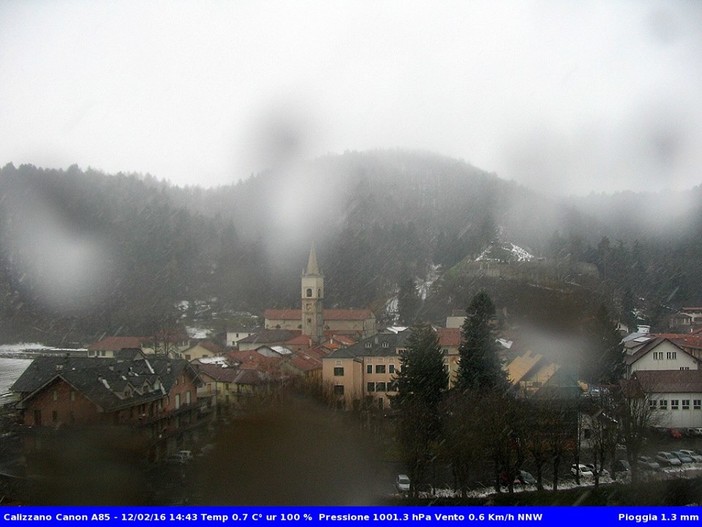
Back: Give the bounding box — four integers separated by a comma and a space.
0, 343, 54, 353
476, 242, 534, 262
410, 464, 702, 500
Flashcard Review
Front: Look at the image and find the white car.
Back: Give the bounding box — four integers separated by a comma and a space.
571, 464, 593, 477
395, 474, 410, 493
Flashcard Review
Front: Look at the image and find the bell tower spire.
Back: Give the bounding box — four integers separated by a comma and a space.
301, 243, 324, 343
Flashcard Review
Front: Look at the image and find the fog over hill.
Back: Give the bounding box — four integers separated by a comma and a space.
1, 151, 701, 344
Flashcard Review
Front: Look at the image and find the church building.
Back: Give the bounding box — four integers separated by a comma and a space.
263, 245, 377, 341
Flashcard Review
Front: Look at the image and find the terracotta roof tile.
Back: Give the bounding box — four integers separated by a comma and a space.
634, 369, 702, 393
87, 336, 147, 351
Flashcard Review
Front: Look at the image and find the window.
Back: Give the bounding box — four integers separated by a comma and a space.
375, 365, 386, 374
388, 380, 398, 392
388, 364, 395, 374
653, 351, 662, 360
659, 399, 668, 409
70, 391, 75, 401
649, 399, 657, 409
681, 366, 690, 370
671, 399, 679, 410
366, 365, 372, 374
186, 391, 191, 405
667, 351, 677, 360
381, 341, 389, 348
694, 400, 701, 410
52, 390, 58, 401
306, 288, 312, 297
367, 382, 375, 392
175, 393, 181, 410
365, 342, 372, 349
682, 400, 690, 410
333, 385, 344, 395
376, 382, 386, 392
333, 367, 344, 376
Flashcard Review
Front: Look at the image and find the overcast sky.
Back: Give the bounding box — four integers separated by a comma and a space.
1, 0, 701, 195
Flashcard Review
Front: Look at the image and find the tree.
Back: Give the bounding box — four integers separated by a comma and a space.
455, 291, 507, 393
394, 323, 448, 496
617, 378, 659, 484
441, 391, 483, 497
522, 401, 555, 491
584, 304, 625, 384
397, 273, 420, 325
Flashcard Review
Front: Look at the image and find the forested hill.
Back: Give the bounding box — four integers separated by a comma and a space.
1, 152, 701, 344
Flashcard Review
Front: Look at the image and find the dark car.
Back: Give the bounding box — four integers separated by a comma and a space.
516, 470, 537, 486
678, 449, 702, 463
655, 451, 681, 467
637, 456, 660, 471
613, 459, 631, 473
612, 459, 631, 479
671, 451, 693, 464
499, 470, 536, 487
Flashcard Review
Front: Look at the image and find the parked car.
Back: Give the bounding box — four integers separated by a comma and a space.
637, 456, 660, 471
612, 459, 631, 477
197, 444, 215, 457
395, 474, 410, 493
671, 451, 693, 464
677, 449, 702, 463
655, 451, 681, 466
571, 464, 594, 478
585, 464, 609, 478
686, 427, 702, 437
501, 470, 537, 487
517, 470, 537, 486
177, 450, 193, 461
166, 454, 187, 464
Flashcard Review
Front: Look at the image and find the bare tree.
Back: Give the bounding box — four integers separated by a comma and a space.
523, 401, 554, 491
617, 377, 658, 484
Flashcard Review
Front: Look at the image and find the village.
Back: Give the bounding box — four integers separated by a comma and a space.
2, 245, 702, 504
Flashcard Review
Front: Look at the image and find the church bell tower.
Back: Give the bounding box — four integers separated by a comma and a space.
301, 244, 324, 343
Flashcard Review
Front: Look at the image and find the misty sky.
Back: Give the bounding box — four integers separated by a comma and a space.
1, 0, 701, 195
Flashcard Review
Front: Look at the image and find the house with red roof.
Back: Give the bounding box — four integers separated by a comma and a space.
11, 355, 203, 462
191, 360, 240, 416
624, 337, 699, 379
633, 369, 702, 430
87, 336, 150, 358
436, 327, 461, 386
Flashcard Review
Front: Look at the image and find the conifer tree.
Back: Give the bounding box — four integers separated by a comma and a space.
397, 274, 420, 326
394, 322, 448, 495
584, 303, 625, 384
455, 291, 507, 393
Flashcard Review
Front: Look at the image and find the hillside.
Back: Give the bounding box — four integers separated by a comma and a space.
1, 152, 701, 343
